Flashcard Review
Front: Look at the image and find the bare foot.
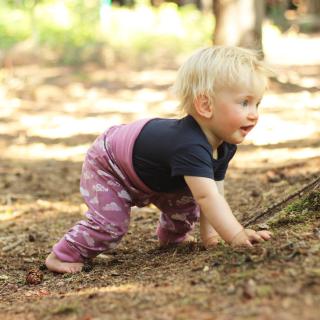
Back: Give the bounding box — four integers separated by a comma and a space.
182, 234, 196, 244
45, 252, 84, 273
159, 234, 196, 248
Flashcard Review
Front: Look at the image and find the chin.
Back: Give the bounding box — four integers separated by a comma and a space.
227, 137, 245, 145
221, 131, 246, 144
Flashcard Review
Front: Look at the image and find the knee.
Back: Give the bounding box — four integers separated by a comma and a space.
101, 220, 129, 241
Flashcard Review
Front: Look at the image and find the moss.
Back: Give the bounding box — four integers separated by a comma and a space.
269, 190, 320, 228
285, 191, 320, 213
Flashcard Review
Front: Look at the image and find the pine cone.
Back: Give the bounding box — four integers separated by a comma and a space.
26, 268, 43, 285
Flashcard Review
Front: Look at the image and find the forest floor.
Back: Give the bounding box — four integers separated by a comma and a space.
0, 57, 320, 320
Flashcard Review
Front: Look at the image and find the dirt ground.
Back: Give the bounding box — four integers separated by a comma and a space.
0, 58, 320, 320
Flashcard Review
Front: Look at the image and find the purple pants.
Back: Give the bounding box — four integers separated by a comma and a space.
53, 119, 199, 262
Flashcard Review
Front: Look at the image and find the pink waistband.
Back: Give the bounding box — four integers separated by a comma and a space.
108, 118, 154, 194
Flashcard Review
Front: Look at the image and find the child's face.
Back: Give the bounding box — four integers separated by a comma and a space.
209, 88, 262, 145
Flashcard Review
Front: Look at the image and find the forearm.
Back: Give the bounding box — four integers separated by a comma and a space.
200, 211, 217, 236
200, 180, 224, 236
185, 176, 243, 243
197, 192, 243, 243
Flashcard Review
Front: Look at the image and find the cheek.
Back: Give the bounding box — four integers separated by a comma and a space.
223, 109, 243, 127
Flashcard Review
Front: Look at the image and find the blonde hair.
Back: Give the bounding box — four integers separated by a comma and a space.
173, 46, 272, 114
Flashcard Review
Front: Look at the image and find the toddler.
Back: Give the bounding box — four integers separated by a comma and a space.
46, 46, 272, 273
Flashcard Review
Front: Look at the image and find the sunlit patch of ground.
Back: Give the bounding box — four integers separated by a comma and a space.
1, 58, 320, 163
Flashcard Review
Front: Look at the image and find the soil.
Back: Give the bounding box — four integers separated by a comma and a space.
0, 61, 320, 320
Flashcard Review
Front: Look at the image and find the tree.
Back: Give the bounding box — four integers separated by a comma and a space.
213, 0, 265, 50
304, 0, 320, 14
5, 0, 49, 43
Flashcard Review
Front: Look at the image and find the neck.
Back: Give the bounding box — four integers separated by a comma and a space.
189, 113, 222, 150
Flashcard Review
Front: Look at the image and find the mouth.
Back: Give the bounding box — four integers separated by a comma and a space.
240, 125, 254, 135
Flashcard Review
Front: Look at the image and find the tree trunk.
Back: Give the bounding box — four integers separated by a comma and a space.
304, 0, 320, 14
213, 0, 264, 50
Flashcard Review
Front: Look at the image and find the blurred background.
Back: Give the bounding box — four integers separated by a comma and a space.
0, 0, 319, 165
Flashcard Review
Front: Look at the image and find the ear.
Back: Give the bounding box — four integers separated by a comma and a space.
194, 95, 213, 118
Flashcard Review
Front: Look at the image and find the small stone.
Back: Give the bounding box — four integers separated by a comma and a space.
312, 227, 320, 239
38, 289, 50, 296
227, 284, 236, 294
203, 265, 209, 272
211, 261, 221, 267
243, 279, 256, 299
250, 190, 260, 197
266, 170, 281, 183
257, 223, 270, 230
190, 279, 197, 286
28, 234, 36, 242
88, 293, 98, 299
286, 268, 298, 277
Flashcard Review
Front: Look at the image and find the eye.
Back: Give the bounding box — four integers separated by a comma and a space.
241, 99, 249, 107
256, 101, 261, 108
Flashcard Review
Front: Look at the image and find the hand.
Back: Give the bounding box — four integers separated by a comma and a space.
201, 233, 221, 248
200, 211, 221, 248
230, 228, 272, 247
245, 229, 272, 243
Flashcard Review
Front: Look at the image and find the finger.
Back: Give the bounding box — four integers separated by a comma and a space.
262, 232, 271, 240
246, 239, 253, 247
257, 231, 272, 240
204, 236, 220, 247
250, 234, 264, 243
245, 229, 264, 241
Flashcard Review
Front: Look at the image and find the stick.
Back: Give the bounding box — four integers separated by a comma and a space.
244, 174, 320, 227
2, 239, 23, 252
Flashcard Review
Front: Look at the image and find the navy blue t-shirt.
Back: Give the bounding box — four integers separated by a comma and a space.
132, 115, 237, 192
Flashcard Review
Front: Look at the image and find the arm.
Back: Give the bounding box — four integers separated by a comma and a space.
200, 180, 224, 247
185, 176, 243, 243
185, 176, 272, 246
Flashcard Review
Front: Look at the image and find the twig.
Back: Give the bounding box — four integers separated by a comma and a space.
244, 174, 320, 227
2, 239, 23, 252
0, 283, 9, 294
0, 193, 33, 203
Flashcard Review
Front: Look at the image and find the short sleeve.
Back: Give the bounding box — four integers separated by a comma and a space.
170, 145, 214, 179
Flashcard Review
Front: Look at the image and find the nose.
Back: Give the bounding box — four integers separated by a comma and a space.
247, 105, 259, 120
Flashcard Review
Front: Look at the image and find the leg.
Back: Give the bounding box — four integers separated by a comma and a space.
46, 151, 132, 273
152, 193, 200, 246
